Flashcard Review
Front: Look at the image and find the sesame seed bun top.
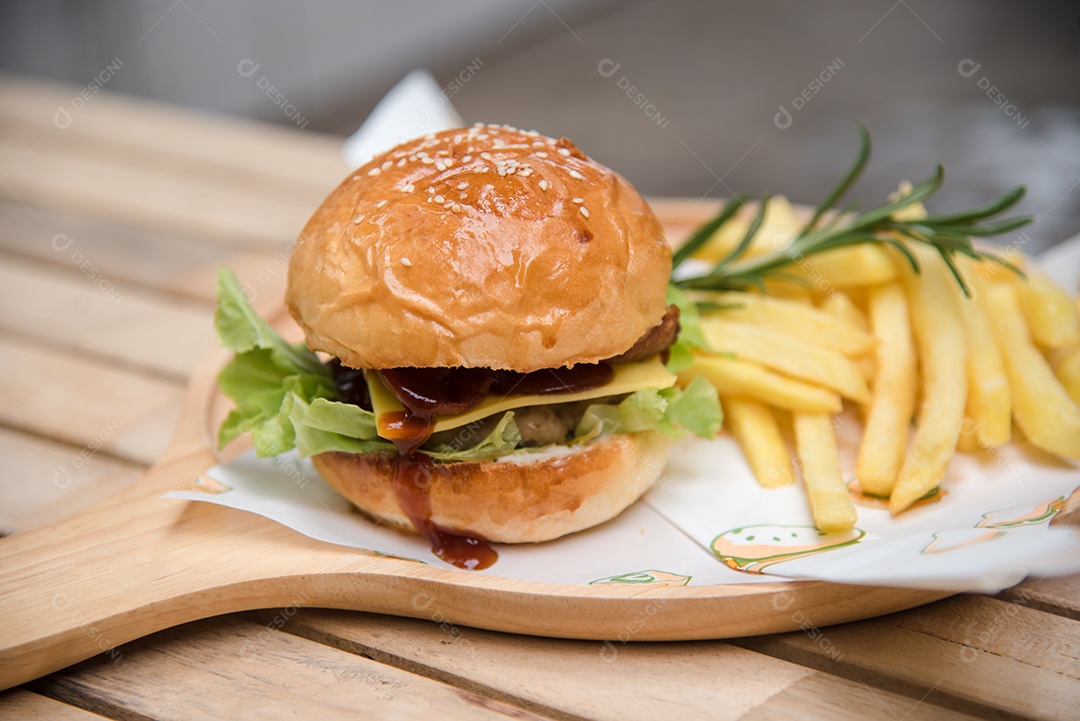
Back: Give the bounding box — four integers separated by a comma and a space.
286, 124, 671, 371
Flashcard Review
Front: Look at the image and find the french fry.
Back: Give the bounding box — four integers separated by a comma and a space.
817, 290, 876, 386
956, 416, 982, 454
707, 293, 875, 356
701, 318, 870, 402
1015, 268, 1080, 349
789, 245, 897, 288
955, 280, 1011, 449
679, 356, 842, 414
817, 289, 869, 330
985, 283, 1080, 460
856, 283, 916, 497
965, 251, 1027, 284
721, 396, 795, 488
1049, 346, 1080, 407
890, 249, 969, 515
794, 412, 857, 531
696, 196, 801, 262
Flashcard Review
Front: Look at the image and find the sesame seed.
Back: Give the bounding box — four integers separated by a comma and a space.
535, 151, 548, 158
401, 183, 415, 193
381, 160, 392, 170
451, 203, 462, 214
462, 155, 473, 163
421, 157, 434, 165
434, 195, 445, 204
558, 148, 571, 156
457, 182, 469, 190
352, 174, 360, 180
367, 167, 381, 177
376, 199, 388, 208
569, 170, 584, 180
572, 197, 584, 203
427, 187, 435, 194
353, 214, 364, 224
459, 192, 467, 199
401, 257, 412, 266
397, 158, 406, 167
580, 207, 590, 218
480, 152, 493, 160
435, 161, 447, 171
539, 180, 549, 191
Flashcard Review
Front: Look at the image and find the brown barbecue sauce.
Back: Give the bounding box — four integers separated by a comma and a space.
369, 363, 616, 570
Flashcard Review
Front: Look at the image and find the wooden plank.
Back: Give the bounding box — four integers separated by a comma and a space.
0, 136, 313, 248
999, 574, 1080, 622
0, 73, 346, 193
257, 609, 977, 721
258, 609, 810, 721
0, 689, 109, 719
0, 427, 144, 537
733, 596, 1080, 721
0, 199, 289, 303
0, 254, 214, 378
894, 595, 1080, 679
36, 616, 550, 721
0, 334, 183, 465
0, 199, 232, 296
742, 674, 981, 721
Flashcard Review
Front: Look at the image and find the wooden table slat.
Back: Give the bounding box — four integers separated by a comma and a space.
0, 689, 110, 720
734, 600, 1080, 721
0, 254, 215, 379
0, 137, 315, 248
35, 616, 551, 721
259, 608, 984, 721
0, 334, 183, 466
0, 74, 346, 194
998, 574, 1080, 623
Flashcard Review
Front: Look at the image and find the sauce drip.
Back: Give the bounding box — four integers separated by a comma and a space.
368, 362, 614, 571
391, 455, 498, 570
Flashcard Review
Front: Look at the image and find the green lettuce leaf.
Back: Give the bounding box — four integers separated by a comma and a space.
214, 268, 337, 456
288, 393, 395, 457
214, 267, 328, 377
665, 284, 709, 373
659, 375, 722, 438
423, 412, 523, 462
575, 377, 722, 441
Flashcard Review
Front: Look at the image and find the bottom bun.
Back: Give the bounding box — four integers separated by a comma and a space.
311, 431, 673, 544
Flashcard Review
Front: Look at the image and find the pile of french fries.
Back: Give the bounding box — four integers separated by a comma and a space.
680, 195, 1080, 532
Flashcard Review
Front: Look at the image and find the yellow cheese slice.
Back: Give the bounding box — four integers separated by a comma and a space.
367, 358, 677, 435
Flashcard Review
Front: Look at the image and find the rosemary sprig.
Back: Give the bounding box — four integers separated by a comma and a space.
671, 124, 1031, 298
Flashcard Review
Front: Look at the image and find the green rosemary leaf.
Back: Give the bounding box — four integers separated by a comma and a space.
801, 124, 870, 235
672, 196, 745, 270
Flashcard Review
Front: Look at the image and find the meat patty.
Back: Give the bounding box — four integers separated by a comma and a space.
605, 304, 680, 364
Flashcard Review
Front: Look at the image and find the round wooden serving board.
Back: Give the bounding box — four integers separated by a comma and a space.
0, 198, 951, 691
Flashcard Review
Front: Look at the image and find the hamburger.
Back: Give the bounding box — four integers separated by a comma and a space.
214, 124, 720, 569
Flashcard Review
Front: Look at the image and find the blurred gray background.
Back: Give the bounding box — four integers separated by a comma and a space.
2, 0, 1079, 251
